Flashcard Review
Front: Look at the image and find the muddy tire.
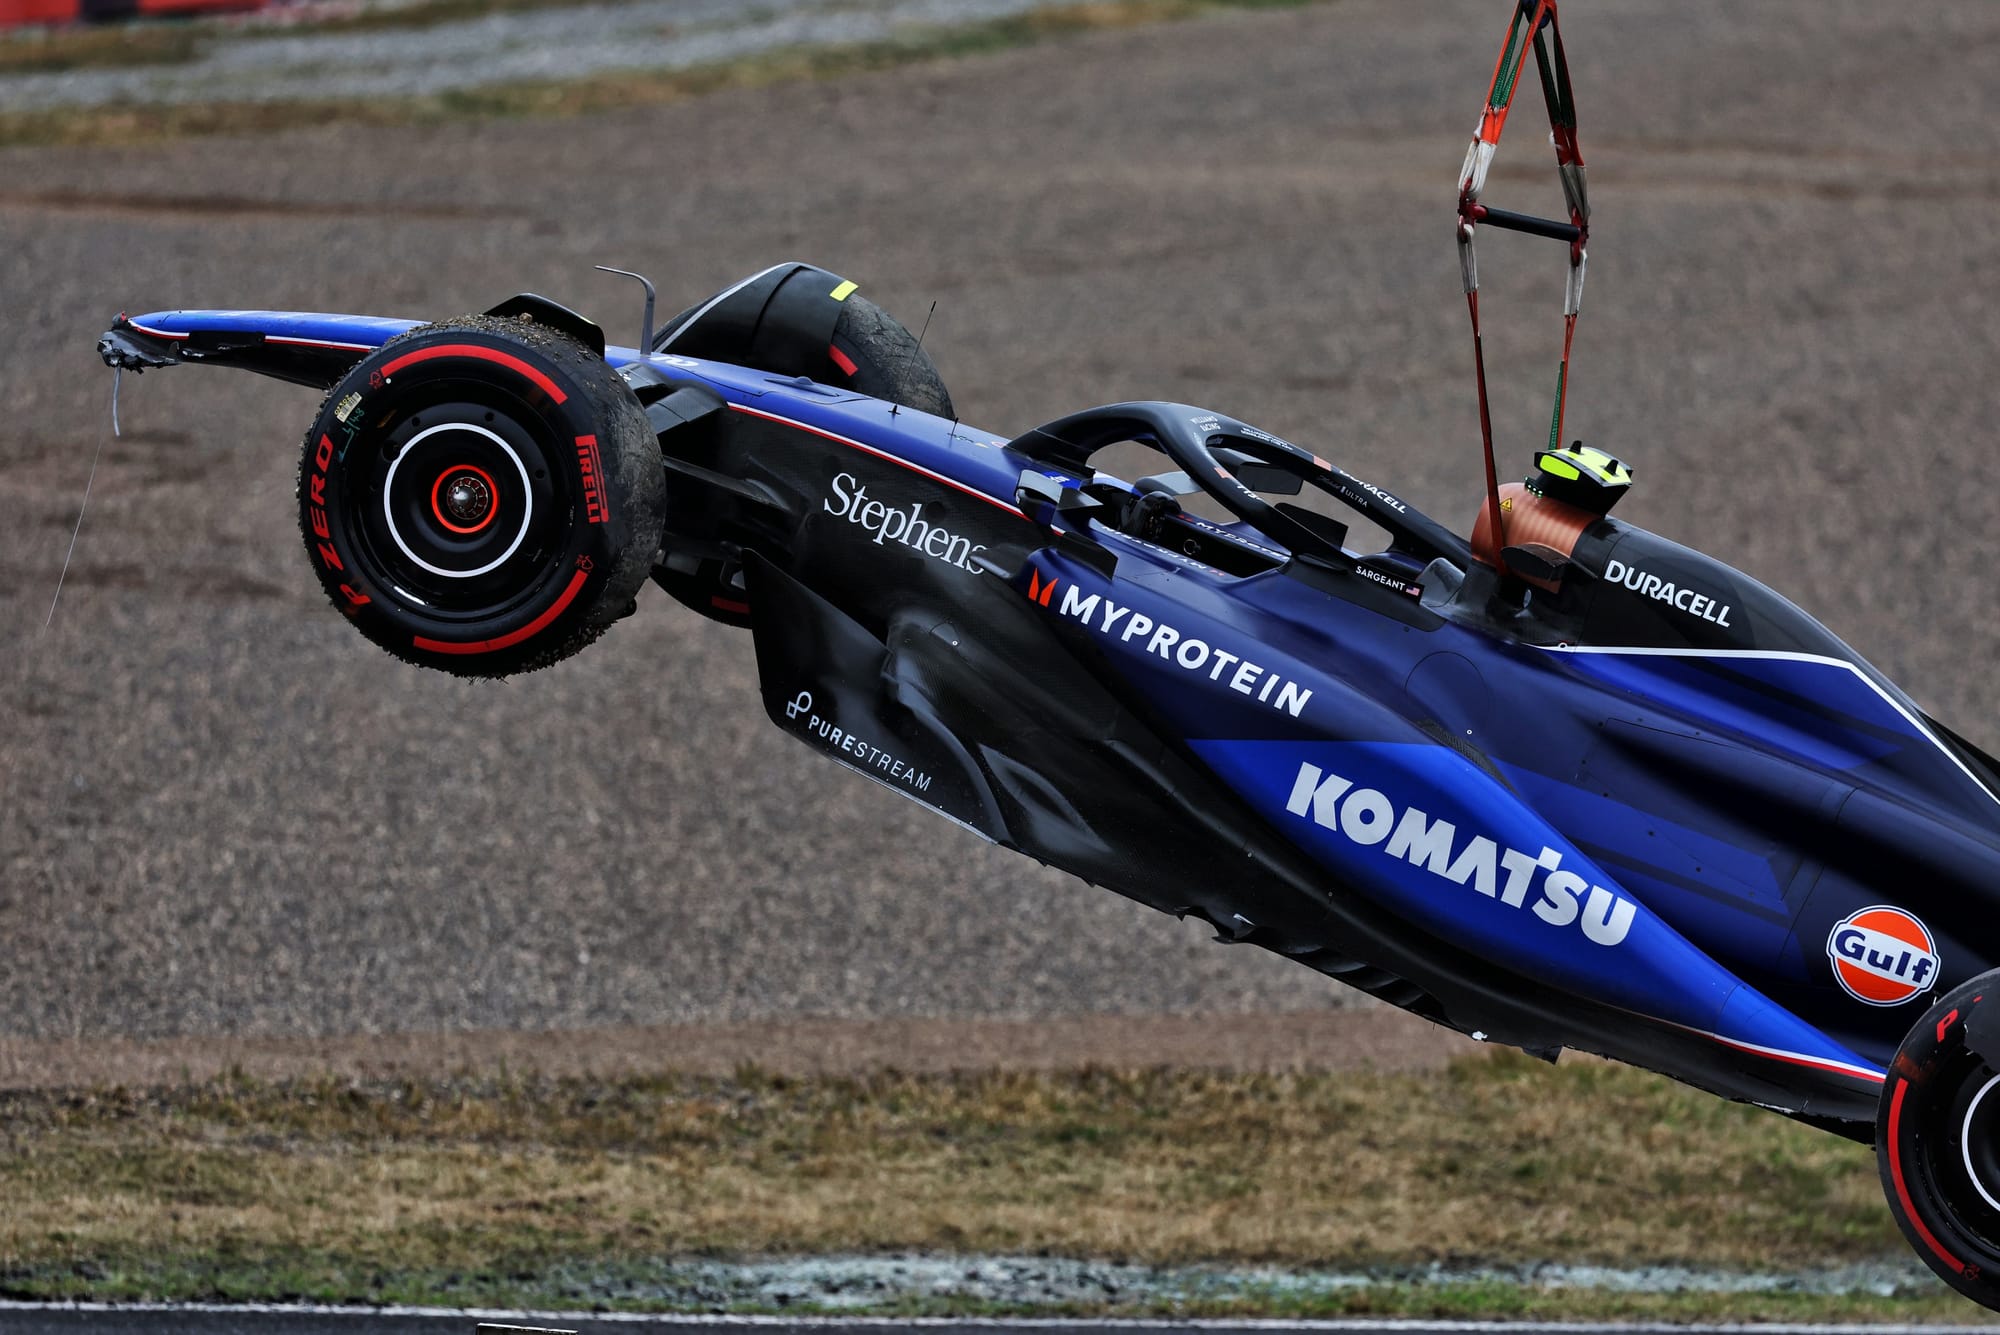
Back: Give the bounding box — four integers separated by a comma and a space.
649, 279, 953, 627
1878, 968, 2000, 1311
297, 315, 664, 677
657, 271, 954, 418
825, 293, 954, 418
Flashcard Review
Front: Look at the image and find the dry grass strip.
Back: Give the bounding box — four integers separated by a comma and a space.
0, 1009, 1475, 1093
0, 1052, 1896, 1275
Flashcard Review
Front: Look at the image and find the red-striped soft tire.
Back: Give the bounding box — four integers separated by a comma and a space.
1877, 969, 2000, 1311
824, 293, 954, 418
654, 287, 954, 419
652, 290, 952, 626
297, 315, 664, 677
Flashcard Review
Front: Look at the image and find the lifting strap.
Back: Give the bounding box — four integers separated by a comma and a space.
1457, 0, 1589, 572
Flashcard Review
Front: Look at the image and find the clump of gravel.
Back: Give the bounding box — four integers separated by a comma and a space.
523, 1253, 1943, 1309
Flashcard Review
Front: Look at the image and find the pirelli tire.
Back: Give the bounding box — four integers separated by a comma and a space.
297, 315, 665, 678
1877, 968, 2000, 1311
825, 294, 954, 418
653, 290, 952, 628
656, 281, 954, 418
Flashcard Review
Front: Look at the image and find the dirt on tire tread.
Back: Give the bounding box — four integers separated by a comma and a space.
294, 313, 665, 678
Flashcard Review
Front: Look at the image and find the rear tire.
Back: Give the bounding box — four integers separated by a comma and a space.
826, 294, 954, 418
298, 314, 664, 677
1878, 969, 2000, 1311
650, 273, 953, 624
656, 273, 954, 418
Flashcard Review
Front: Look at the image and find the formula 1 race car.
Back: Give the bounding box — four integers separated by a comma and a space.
92, 0, 2000, 1313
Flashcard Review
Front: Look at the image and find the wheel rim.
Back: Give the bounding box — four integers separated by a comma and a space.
382, 422, 533, 578
1906, 1052, 2000, 1260
1959, 1071, 2000, 1216
346, 392, 567, 618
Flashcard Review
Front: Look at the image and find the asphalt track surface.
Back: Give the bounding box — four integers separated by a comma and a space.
6, 1316, 1998, 1335
4, 0, 2000, 1065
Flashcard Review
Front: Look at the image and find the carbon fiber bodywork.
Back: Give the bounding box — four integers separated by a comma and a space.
96, 288, 2000, 1146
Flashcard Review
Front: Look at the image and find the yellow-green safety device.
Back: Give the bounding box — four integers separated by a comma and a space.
1527, 441, 1632, 515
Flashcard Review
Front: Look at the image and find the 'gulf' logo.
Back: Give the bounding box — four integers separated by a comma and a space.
1826, 906, 1939, 1007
